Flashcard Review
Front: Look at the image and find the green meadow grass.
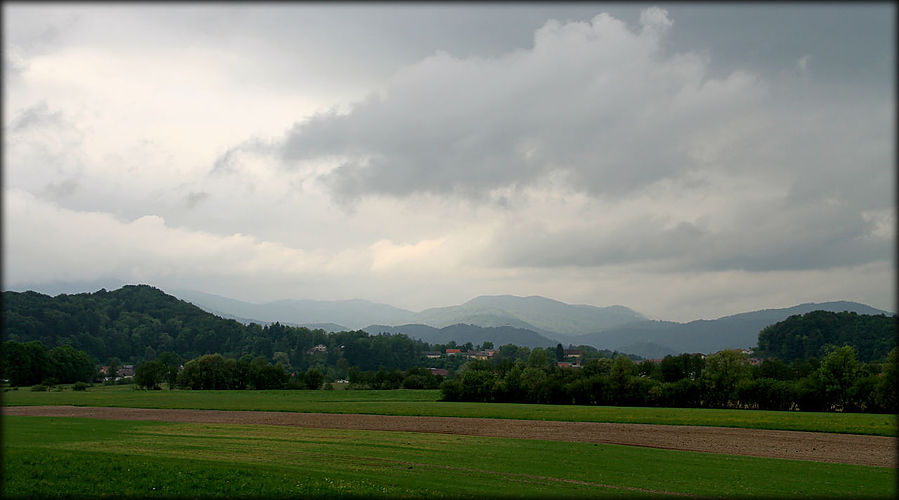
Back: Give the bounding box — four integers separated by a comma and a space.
2, 416, 895, 498
3, 385, 895, 436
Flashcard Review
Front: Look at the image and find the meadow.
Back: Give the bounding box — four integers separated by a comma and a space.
3, 415, 895, 499
3, 384, 895, 436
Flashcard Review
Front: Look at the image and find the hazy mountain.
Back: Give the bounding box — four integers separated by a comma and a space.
411, 295, 646, 335
5, 279, 130, 297
557, 301, 893, 356
612, 341, 679, 359
363, 323, 560, 348
170, 289, 415, 330
298, 323, 351, 333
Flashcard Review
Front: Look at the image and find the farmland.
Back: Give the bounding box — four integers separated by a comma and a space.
3, 385, 896, 436
3, 416, 895, 498
2, 386, 896, 498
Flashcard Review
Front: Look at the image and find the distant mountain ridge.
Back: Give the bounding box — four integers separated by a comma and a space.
167, 290, 892, 357
170, 289, 415, 330
170, 290, 650, 337
409, 295, 647, 336
9, 283, 890, 359
557, 301, 893, 357
362, 323, 559, 349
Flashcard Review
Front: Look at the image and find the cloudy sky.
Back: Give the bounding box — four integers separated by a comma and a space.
3, 3, 895, 321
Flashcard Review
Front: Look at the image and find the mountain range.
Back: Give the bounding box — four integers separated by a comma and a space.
169, 289, 891, 358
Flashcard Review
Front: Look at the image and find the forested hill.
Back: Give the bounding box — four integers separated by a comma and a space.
2, 285, 249, 362
755, 311, 896, 362
1, 285, 439, 371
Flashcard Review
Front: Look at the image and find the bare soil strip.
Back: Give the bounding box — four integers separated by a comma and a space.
4, 405, 895, 468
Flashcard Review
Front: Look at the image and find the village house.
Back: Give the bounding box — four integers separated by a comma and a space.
306, 344, 328, 355
563, 349, 583, 358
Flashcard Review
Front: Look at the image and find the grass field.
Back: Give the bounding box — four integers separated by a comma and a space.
3, 385, 895, 436
3, 415, 895, 498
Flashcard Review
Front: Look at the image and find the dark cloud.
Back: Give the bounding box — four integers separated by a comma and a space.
210, 139, 276, 176
280, 10, 732, 202
43, 178, 79, 199
489, 199, 891, 273
10, 101, 64, 132
184, 191, 209, 208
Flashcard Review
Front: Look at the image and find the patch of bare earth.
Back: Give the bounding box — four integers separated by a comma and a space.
4, 405, 895, 468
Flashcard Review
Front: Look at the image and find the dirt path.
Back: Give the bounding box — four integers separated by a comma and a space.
4, 405, 895, 468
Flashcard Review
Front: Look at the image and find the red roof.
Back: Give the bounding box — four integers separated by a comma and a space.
446, 349, 461, 353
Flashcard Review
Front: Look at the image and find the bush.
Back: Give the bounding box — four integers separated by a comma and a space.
30, 384, 48, 392
440, 379, 463, 401
284, 378, 305, 390
72, 381, 90, 391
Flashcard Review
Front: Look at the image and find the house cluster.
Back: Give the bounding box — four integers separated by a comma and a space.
557, 349, 584, 368
306, 344, 328, 355
98, 364, 135, 381
424, 348, 497, 360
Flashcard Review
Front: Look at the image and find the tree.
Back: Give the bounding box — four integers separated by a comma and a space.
304, 367, 324, 390
555, 343, 565, 362
818, 345, 860, 410
527, 348, 548, 369
157, 351, 182, 389
134, 360, 165, 389
48, 345, 95, 384
1, 340, 50, 386
609, 356, 636, 404
873, 347, 898, 412
107, 357, 122, 379
702, 350, 750, 408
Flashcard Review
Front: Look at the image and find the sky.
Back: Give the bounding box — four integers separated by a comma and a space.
3, 3, 895, 322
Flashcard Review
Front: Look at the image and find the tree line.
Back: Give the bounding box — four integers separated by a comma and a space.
440, 346, 897, 413
1, 340, 96, 386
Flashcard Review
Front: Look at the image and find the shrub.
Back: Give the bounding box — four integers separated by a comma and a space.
72, 381, 90, 391
30, 384, 48, 392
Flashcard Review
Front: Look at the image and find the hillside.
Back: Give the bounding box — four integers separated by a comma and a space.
2, 285, 250, 362
756, 310, 896, 362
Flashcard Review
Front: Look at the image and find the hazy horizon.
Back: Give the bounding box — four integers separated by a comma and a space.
4, 3, 895, 322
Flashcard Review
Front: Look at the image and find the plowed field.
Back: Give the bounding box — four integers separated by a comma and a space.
5, 405, 894, 468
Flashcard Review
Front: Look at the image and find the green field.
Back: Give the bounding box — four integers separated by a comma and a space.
3, 416, 894, 498
3, 385, 895, 436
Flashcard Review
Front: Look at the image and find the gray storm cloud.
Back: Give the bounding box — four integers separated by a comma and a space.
272, 7, 893, 274
280, 8, 741, 201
